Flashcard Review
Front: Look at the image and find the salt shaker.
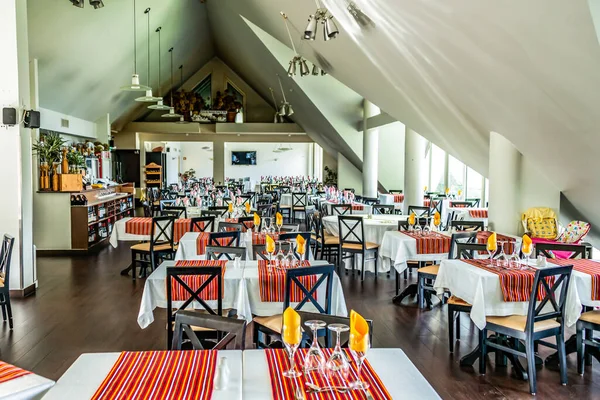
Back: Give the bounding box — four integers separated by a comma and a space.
213, 356, 230, 390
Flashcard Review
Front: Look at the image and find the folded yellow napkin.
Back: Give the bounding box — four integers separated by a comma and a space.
228, 202, 234, 213
276, 212, 283, 226
457, 189, 462, 196
408, 213, 416, 226
487, 232, 497, 251
266, 235, 275, 254
433, 211, 441, 226
282, 307, 301, 345
445, 187, 450, 195
253, 212, 261, 228
522, 234, 532, 254
350, 310, 369, 352
296, 234, 305, 255
245, 202, 251, 214
423, 186, 428, 192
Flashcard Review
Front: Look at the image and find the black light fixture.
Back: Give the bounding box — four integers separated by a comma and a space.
70, 0, 84, 8
89, 0, 104, 9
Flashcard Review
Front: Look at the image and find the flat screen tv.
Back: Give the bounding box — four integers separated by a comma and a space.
231, 151, 257, 165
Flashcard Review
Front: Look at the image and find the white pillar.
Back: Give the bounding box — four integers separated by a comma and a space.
362, 100, 380, 198
488, 131, 521, 235
403, 128, 429, 214
0, 0, 35, 292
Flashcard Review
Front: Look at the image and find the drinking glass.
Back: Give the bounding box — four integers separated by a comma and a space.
284, 242, 296, 268
414, 217, 422, 236
277, 218, 283, 234
508, 244, 520, 269
522, 244, 533, 266
498, 241, 507, 267
282, 325, 302, 378
487, 240, 496, 267
325, 324, 350, 382
349, 332, 370, 390
275, 241, 286, 268
303, 320, 327, 374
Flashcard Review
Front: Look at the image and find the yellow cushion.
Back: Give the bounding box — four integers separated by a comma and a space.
253, 314, 282, 334
486, 315, 560, 332
130, 243, 173, 252
279, 205, 291, 209
417, 265, 440, 275
318, 235, 340, 245
579, 310, 600, 325
448, 295, 471, 307
342, 242, 378, 250
527, 217, 558, 239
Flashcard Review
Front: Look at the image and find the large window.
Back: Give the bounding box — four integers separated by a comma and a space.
466, 167, 483, 200
448, 155, 465, 193
429, 144, 446, 193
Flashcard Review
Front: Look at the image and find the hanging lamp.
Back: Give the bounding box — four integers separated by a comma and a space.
148, 27, 170, 110
269, 88, 281, 123
175, 65, 191, 124
277, 74, 294, 117
135, 8, 162, 102
161, 47, 182, 118
281, 12, 311, 77
120, 0, 150, 92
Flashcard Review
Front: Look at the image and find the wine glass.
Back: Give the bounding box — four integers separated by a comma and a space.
275, 241, 286, 268
284, 242, 296, 268
522, 243, 533, 266
325, 324, 350, 382
487, 239, 496, 267
276, 217, 283, 234
282, 324, 302, 378
303, 320, 327, 374
349, 332, 370, 391
498, 241, 507, 267
508, 243, 520, 269
414, 217, 422, 236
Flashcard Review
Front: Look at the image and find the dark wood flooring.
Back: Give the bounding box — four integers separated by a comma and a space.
0, 245, 599, 399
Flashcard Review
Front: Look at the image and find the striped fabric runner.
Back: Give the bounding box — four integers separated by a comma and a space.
224, 218, 254, 231
401, 231, 451, 254
351, 203, 364, 211
393, 194, 404, 203
90, 350, 217, 400
449, 201, 467, 208
469, 209, 488, 218
422, 199, 439, 208
551, 259, 600, 301
171, 260, 226, 301
253, 232, 280, 245
462, 259, 553, 302
125, 218, 202, 242
258, 260, 316, 302
476, 231, 515, 255
266, 348, 392, 400
195, 232, 232, 255
0, 361, 31, 384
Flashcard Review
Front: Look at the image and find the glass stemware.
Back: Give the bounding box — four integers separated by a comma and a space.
277, 218, 283, 234
508, 243, 520, 269
498, 241, 507, 267
284, 242, 296, 268
303, 320, 327, 374
487, 240, 496, 267
275, 241, 286, 268
282, 325, 302, 378
414, 217, 422, 236
349, 332, 370, 391
522, 243, 533, 266
325, 324, 350, 382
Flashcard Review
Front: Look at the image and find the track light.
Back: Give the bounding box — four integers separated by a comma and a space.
347, 1, 376, 29
287, 60, 296, 77
70, 0, 84, 8
304, 15, 318, 40
300, 59, 310, 76
276, 74, 294, 118
324, 16, 339, 40
302, 1, 339, 41
90, 0, 104, 9
312, 65, 320, 76
281, 13, 315, 78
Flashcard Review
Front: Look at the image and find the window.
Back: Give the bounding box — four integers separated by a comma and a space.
429, 144, 446, 193
448, 155, 465, 193
466, 167, 483, 200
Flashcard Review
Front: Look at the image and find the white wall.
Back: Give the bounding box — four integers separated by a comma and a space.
378, 121, 405, 191
519, 157, 560, 213
224, 142, 310, 181
337, 153, 363, 194
39, 107, 96, 139
165, 142, 181, 185
180, 142, 214, 178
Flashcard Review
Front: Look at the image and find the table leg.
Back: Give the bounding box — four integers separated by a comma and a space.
120, 264, 133, 276
460, 335, 532, 380
392, 284, 418, 305
545, 334, 600, 367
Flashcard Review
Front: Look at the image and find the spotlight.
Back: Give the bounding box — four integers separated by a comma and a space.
312, 64, 320, 76
286, 104, 294, 117
347, 2, 376, 29
324, 16, 339, 40
70, 0, 84, 8
90, 0, 104, 9
304, 15, 317, 40
321, 69, 328, 76
287, 60, 297, 77
300, 59, 310, 76
279, 103, 288, 116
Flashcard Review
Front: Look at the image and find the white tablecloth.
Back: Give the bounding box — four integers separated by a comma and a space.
378, 194, 403, 210
138, 260, 347, 328
453, 208, 488, 225
109, 217, 147, 248
0, 371, 54, 400
433, 259, 582, 329
41, 352, 242, 400
379, 231, 449, 274
243, 349, 440, 399
322, 202, 372, 215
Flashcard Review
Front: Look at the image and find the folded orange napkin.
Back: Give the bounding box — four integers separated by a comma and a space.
296, 234, 306, 255
487, 232, 497, 251
282, 307, 301, 345
350, 310, 369, 352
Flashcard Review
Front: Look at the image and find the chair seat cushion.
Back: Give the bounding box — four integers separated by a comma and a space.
579, 310, 600, 325
279, 205, 291, 209
130, 242, 173, 252
253, 314, 282, 334
417, 265, 440, 275
170, 309, 236, 332
293, 206, 306, 211
342, 242, 379, 250
486, 315, 560, 332
448, 295, 471, 307
318, 235, 340, 245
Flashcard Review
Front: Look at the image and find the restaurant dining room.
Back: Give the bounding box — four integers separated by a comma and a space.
1, 0, 600, 399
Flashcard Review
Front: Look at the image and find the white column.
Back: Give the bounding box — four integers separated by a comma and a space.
403, 128, 429, 214
362, 100, 380, 198
0, 0, 35, 292
488, 131, 521, 235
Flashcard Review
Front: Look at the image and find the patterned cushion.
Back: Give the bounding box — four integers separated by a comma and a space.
527, 217, 558, 239
557, 220, 590, 244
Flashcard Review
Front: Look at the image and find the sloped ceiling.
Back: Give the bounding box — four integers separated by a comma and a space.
27, 0, 214, 129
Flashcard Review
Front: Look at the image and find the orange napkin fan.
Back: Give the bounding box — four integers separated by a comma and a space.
487, 232, 497, 251
276, 212, 283, 227
266, 235, 275, 254
522, 234, 532, 254
296, 234, 306, 256
282, 307, 301, 345
245, 202, 251, 214
350, 310, 369, 352
253, 212, 261, 228
228, 202, 234, 213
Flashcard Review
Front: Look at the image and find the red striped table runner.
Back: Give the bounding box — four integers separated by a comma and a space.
195, 232, 233, 255
258, 260, 316, 302
171, 260, 226, 301
393, 194, 404, 203
476, 231, 515, 255
224, 218, 254, 231
551, 259, 600, 301
253, 232, 280, 245
401, 231, 451, 254
462, 259, 553, 302
351, 203, 364, 211
0, 361, 31, 384
266, 348, 392, 400
449, 202, 468, 208
469, 209, 488, 218
125, 218, 203, 242
90, 350, 217, 400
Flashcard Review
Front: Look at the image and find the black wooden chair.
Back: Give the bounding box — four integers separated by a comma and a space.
465, 198, 481, 207
253, 264, 335, 348
208, 206, 229, 217
289, 193, 308, 224
450, 220, 485, 231
407, 205, 431, 221
297, 311, 373, 348
372, 205, 394, 215
208, 231, 240, 247
257, 203, 276, 218
337, 216, 379, 280
577, 309, 600, 375
206, 246, 247, 261
535, 243, 588, 259
253, 242, 294, 260
449, 201, 473, 208
0, 235, 15, 329
217, 221, 243, 232
171, 311, 246, 350
429, 197, 444, 220
331, 204, 352, 216
312, 212, 339, 262
190, 216, 215, 233
362, 197, 379, 206
163, 206, 187, 218
279, 232, 312, 260
480, 265, 572, 395
203, 210, 224, 220
159, 199, 176, 209
280, 224, 300, 233
130, 216, 176, 281
237, 217, 254, 231
389, 189, 403, 194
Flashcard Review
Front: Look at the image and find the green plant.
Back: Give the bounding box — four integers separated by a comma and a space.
32, 132, 66, 164
66, 151, 85, 169
324, 166, 337, 186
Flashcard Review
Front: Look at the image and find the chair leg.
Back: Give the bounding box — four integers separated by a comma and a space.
131, 251, 137, 281
479, 328, 487, 375
403, 269, 408, 279
361, 252, 366, 281
557, 332, 568, 385
577, 323, 585, 376
0, 298, 6, 322
395, 271, 400, 296
456, 312, 461, 340
374, 251, 378, 281
525, 335, 537, 395
448, 306, 455, 353
4, 292, 13, 330
417, 274, 425, 309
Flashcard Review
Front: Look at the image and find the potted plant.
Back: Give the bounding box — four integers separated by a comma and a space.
66, 149, 86, 174
32, 132, 66, 190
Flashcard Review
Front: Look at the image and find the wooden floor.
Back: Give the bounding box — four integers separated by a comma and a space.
1, 245, 599, 399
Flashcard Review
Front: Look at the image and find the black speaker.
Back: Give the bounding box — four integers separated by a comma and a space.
24, 110, 40, 129
2, 108, 17, 126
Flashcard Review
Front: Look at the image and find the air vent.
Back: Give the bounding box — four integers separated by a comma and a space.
61, 118, 69, 128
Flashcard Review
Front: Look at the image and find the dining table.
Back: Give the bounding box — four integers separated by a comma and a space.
0, 361, 54, 400
378, 193, 404, 211
137, 260, 348, 328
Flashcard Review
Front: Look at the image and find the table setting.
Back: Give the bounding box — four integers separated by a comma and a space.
0, 360, 54, 400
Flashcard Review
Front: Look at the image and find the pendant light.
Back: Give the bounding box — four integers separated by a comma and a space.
175, 65, 191, 124
281, 12, 312, 78
269, 88, 281, 123
120, 0, 150, 92
277, 74, 294, 117
135, 8, 162, 102
148, 27, 170, 110
162, 47, 182, 118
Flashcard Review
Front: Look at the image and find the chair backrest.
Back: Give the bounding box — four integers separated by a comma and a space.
209, 206, 229, 217
430, 197, 444, 215
203, 210, 224, 220
525, 265, 573, 333
398, 220, 409, 231
284, 265, 335, 314
279, 232, 312, 259
535, 243, 588, 259
337, 216, 365, 248
163, 206, 187, 218
208, 231, 240, 247
281, 224, 300, 233
236, 217, 254, 231
151, 216, 175, 250
297, 311, 373, 348
448, 232, 478, 259
455, 242, 494, 259
190, 216, 215, 233
171, 311, 246, 350
407, 205, 430, 218
331, 204, 352, 215
218, 221, 243, 232
159, 199, 176, 210
362, 197, 379, 206
389, 189, 403, 194
0, 235, 15, 285
450, 220, 485, 231
206, 246, 247, 261
465, 198, 481, 207
279, 186, 291, 194
292, 193, 307, 208
450, 201, 474, 208
253, 243, 294, 260
257, 203, 275, 218
308, 211, 322, 241
372, 205, 394, 215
